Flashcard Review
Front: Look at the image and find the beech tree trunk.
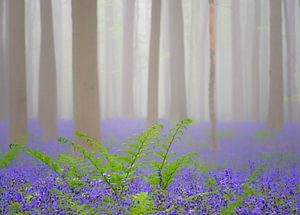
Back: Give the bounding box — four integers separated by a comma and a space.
8, 0, 28, 142
231, 0, 245, 121
209, 0, 217, 149
147, 0, 161, 127
267, 0, 284, 128
189, 0, 207, 120
122, 0, 135, 117
0, 0, 5, 120
72, 0, 100, 142
251, 0, 261, 121
105, 1, 119, 118
283, 0, 298, 122
169, 0, 187, 120
38, 0, 57, 139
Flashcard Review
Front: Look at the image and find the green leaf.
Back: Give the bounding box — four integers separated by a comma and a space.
154, 151, 166, 159
123, 149, 137, 157
123, 143, 140, 150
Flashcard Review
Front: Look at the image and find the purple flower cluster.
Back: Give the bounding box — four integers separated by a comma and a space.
1, 160, 299, 214
1, 119, 300, 214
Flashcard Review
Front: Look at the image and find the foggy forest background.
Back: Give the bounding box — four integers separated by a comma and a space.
0, 0, 300, 146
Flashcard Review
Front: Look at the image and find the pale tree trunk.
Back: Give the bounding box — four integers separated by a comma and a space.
189, 0, 207, 120
8, 0, 27, 143
122, 0, 135, 117
231, 0, 244, 121
38, 0, 57, 140
267, 0, 284, 129
168, 0, 187, 120
160, 0, 171, 120
209, 0, 217, 149
283, 0, 298, 122
251, 0, 261, 121
147, 0, 161, 127
72, 0, 100, 142
25, 0, 39, 118
105, 1, 118, 118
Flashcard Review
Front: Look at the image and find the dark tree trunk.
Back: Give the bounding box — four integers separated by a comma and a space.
72, 0, 101, 143
267, 0, 284, 129
8, 0, 28, 142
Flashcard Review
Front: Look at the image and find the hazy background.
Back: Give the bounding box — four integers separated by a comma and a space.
0, 0, 300, 149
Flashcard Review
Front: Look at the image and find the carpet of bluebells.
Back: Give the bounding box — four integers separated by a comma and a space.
1, 119, 300, 214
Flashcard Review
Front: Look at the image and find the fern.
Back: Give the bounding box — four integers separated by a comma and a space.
57, 123, 163, 197
129, 192, 154, 215
147, 119, 198, 190
8, 119, 199, 214
0, 147, 19, 169
9, 144, 63, 173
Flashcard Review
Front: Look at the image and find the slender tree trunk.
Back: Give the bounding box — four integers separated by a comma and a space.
122, 0, 135, 117
283, 0, 297, 122
0, 1, 5, 120
25, 0, 39, 118
251, 0, 261, 121
231, 0, 245, 121
267, 0, 284, 129
209, 0, 217, 149
8, 0, 27, 142
189, 0, 207, 120
1, 0, 9, 122
72, 0, 100, 142
105, 1, 118, 118
38, 0, 57, 139
169, 0, 187, 120
147, 0, 161, 127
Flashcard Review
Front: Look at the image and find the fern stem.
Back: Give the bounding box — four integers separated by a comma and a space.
159, 125, 182, 173
124, 137, 147, 179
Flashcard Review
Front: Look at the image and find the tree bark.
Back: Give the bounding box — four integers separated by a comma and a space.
38, 0, 57, 139
251, 0, 261, 121
72, 0, 100, 142
283, 0, 298, 122
147, 0, 161, 127
0, 0, 5, 120
8, 0, 28, 142
231, 0, 245, 121
122, 0, 135, 117
267, 0, 284, 129
105, 0, 119, 118
169, 0, 187, 120
209, 0, 217, 149
189, 0, 207, 120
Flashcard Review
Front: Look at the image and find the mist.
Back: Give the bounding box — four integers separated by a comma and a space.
0, 1, 300, 213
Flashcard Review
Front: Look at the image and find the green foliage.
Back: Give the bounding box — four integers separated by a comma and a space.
0, 147, 19, 169
9, 144, 63, 173
146, 119, 198, 190
129, 192, 154, 215
253, 129, 276, 139
8, 119, 198, 213
220, 163, 266, 215
0, 138, 26, 169
204, 128, 235, 139
9, 202, 23, 214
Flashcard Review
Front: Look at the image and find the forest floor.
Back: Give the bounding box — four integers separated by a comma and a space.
1, 118, 300, 167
